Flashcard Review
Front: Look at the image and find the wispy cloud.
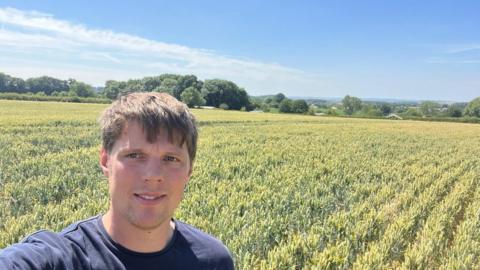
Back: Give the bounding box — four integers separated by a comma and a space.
425, 57, 480, 64
0, 7, 325, 94
422, 43, 480, 65
79, 52, 122, 64
443, 44, 480, 54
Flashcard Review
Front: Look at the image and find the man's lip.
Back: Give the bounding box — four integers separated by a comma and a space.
134, 193, 167, 206
134, 193, 167, 200
134, 191, 165, 196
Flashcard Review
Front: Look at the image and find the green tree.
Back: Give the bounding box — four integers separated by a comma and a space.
420, 101, 440, 117
0, 73, 10, 92
260, 103, 271, 112
181, 87, 205, 108
359, 104, 382, 117
174, 75, 202, 99
446, 103, 466, 117
201, 79, 250, 110
268, 100, 280, 108
104, 80, 127, 99
292, 99, 309, 113
279, 99, 293, 113
380, 104, 392, 115
124, 79, 144, 92
307, 105, 316, 115
7, 77, 27, 93
141, 76, 162, 92
464, 97, 480, 117
155, 78, 177, 95
68, 80, 95, 97
26, 76, 68, 95
404, 107, 422, 117
327, 107, 341, 116
342, 95, 362, 115
274, 93, 286, 103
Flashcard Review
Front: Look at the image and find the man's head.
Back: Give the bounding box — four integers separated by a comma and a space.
99, 92, 198, 165
98, 92, 198, 240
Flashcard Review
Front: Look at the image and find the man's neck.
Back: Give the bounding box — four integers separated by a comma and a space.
101, 211, 175, 253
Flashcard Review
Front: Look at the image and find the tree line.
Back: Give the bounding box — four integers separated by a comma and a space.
0, 73, 96, 97
338, 95, 480, 118
104, 74, 253, 110
250, 93, 313, 114
2, 71, 478, 118
0, 72, 252, 110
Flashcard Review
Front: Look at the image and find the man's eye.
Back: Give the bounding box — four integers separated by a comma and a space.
126, 153, 141, 159
164, 156, 178, 162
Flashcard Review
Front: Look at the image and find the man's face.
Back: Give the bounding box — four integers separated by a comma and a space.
100, 120, 192, 231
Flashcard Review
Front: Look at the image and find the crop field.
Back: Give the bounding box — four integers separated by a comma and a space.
1, 99, 480, 269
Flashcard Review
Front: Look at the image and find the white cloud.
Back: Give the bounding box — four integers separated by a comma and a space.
79, 52, 121, 64
420, 43, 480, 65
425, 57, 480, 64
0, 29, 81, 50
0, 7, 327, 95
443, 44, 480, 54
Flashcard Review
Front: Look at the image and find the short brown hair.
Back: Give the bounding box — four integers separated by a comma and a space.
99, 92, 198, 164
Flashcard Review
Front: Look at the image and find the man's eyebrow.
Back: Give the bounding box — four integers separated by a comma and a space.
164, 150, 187, 156
117, 147, 143, 153
119, 146, 186, 155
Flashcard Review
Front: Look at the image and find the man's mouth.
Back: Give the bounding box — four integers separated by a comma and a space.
136, 194, 159, 200
134, 193, 166, 203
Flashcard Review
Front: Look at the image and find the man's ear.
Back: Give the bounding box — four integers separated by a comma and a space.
100, 148, 110, 177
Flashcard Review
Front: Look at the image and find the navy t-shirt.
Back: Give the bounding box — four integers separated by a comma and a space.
0, 216, 234, 270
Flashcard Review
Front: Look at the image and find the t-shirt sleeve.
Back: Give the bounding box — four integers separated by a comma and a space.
0, 242, 54, 270
199, 240, 234, 270
0, 231, 72, 270
212, 246, 234, 270
175, 221, 235, 269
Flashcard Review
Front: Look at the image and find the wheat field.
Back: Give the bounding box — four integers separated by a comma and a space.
1, 100, 479, 269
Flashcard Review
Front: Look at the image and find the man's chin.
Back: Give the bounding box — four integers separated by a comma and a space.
129, 216, 170, 231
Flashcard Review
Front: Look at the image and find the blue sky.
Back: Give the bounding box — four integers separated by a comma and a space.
0, 1, 479, 101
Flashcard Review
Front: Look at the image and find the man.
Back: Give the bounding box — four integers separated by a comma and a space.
0, 92, 234, 269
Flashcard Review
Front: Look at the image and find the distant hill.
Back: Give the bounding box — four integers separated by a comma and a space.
285, 96, 463, 105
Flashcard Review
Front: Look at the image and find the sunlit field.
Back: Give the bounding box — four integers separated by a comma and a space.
1, 100, 479, 269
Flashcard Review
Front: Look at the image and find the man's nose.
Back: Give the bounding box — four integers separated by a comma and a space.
143, 159, 164, 182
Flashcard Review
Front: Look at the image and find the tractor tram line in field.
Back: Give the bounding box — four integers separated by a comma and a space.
439, 181, 480, 268
311, 158, 456, 268
352, 158, 473, 269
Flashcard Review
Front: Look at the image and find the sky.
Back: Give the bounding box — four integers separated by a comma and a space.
0, 0, 479, 102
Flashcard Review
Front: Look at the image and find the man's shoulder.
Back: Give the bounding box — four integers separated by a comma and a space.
58, 215, 100, 237
0, 216, 101, 270
22, 215, 100, 253
174, 221, 234, 268
12, 215, 101, 260
175, 220, 229, 251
